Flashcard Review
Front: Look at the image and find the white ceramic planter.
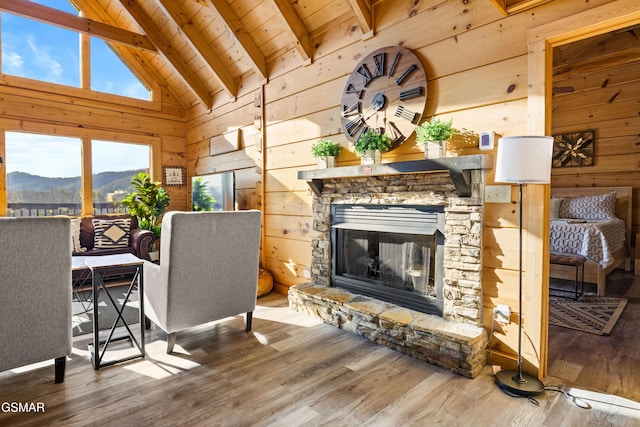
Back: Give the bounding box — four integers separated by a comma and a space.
360, 149, 381, 165
424, 141, 444, 159
317, 156, 336, 169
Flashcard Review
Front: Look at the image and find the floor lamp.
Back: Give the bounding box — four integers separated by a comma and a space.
494, 135, 553, 397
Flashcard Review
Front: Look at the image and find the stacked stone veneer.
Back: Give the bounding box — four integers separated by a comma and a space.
289, 169, 489, 378
289, 284, 487, 378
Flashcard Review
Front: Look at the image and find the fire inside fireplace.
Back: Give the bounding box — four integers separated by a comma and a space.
331, 204, 444, 316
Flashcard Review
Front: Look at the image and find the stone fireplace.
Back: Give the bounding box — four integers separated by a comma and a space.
331, 203, 445, 316
290, 156, 491, 378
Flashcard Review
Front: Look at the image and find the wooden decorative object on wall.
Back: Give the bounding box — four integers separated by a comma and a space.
163, 166, 185, 186
210, 129, 240, 156
552, 130, 595, 168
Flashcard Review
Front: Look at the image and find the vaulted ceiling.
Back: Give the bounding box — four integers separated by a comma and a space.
1, 0, 553, 110
2, 0, 378, 109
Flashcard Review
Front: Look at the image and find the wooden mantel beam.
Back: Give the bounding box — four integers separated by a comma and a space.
118, 0, 214, 108
268, 0, 311, 64
205, 0, 268, 81
347, 0, 373, 38
157, 0, 237, 101
0, 0, 155, 51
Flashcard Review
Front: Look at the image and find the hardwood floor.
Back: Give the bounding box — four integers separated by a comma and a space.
2, 292, 639, 426
548, 269, 640, 402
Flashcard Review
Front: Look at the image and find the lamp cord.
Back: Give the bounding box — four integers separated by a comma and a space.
490, 313, 591, 410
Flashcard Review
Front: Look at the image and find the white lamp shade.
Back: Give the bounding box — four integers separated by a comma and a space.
494, 136, 553, 184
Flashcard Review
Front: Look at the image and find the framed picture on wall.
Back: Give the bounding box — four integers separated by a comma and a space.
163, 166, 185, 186
552, 130, 595, 168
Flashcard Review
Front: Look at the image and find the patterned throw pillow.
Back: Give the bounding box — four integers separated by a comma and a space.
550, 198, 563, 220
93, 218, 131, 249
559, 192, 617, 220
70, 218, 85, 253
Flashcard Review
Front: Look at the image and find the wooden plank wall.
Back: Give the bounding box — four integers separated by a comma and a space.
551, 27, 640, 246
186, 75, 263, 213
0, 77, 188, 212
185, 0, 629, 374
187, 0, 624, 296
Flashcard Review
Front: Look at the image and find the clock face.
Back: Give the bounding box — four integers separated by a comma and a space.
340, 46, 427, 147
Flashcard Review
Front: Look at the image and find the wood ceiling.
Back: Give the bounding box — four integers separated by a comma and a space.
0, 0, 559, 110
1, 0, 376, 110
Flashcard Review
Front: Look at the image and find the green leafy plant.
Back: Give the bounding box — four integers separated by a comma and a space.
120, 172, 170, 238
192, 177, 216, 211
311, 139, 341, 158
354, 128, 392, 155
415, 118, 456, 143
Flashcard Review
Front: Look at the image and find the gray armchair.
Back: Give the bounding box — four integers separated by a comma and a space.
143, 210, 262, 353
0, 217, 72, 383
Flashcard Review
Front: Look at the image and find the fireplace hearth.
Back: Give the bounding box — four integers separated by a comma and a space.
291, 156, 491, 378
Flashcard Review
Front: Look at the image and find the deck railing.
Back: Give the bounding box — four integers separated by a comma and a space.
7, 203, 127, 217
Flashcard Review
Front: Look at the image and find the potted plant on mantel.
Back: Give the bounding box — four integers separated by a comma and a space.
121, 172, 170, 262
415, 118, 456, 159
354, 128, 392, 165
311, 138, 341, 169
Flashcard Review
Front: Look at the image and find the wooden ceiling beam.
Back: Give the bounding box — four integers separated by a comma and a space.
205, 0, 268, 81
157, 0, 237, 100
0, 0, 155, 51
72, 0, 166, 106
118, 0, 213, 108
347, 0, 373, 38
268, 0, 311, 64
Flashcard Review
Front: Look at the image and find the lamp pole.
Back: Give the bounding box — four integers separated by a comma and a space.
494, 136, 552, 397
495, 183, 544, 396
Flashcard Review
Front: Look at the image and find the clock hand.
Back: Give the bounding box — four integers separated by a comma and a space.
360, 102, 376, 120
363, 91, 387, 121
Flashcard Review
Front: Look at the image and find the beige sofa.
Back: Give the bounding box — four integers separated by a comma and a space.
143, 210, 262, 353
0, 217, 72, 383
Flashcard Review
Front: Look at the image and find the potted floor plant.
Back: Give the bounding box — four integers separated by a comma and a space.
120, 172, 170, 261
354, 128, 392, 165
416, 118, 456, 159
311, 139, 341, 169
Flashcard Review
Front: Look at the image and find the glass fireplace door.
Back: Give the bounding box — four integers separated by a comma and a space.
331, 204, 444, 315
336, 229, 437, 297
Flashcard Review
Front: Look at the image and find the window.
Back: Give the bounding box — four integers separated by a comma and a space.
91, 140, 150, 214
90, 38, 149, 100
192, 172, 236, 211
5, 132, 82, 216
4, 133, 152, 217
1, 0, 151, 101
1, 13, 80, 87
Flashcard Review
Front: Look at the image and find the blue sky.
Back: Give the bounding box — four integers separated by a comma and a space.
5, 133, 150, 177
2, 0, 151, 177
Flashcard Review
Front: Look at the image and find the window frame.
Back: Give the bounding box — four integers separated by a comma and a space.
0, 129, 160, 217
0, 9, 160, 109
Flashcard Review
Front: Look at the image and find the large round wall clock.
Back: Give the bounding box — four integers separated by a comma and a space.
340, 45, 427, 148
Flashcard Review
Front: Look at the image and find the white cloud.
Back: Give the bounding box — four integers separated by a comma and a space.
2, 50, 23, 70
5, 133, 151, 178
27, 35, 64, 77
5, 132, 81, 178
123, 82, 150, 100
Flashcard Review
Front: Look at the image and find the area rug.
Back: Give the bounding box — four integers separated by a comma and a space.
72, 285, 141, 337
549, 295, 628, 335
